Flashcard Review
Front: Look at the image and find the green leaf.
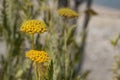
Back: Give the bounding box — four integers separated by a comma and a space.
111, 34, 120, 47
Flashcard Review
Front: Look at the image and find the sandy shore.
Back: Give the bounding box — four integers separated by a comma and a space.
77, 5, 120, 80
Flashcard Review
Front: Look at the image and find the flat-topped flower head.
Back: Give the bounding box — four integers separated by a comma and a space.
25, 50, 49, 63
85, 9, 98, 16
58, 8, 78, 18
20, 20, 47, 34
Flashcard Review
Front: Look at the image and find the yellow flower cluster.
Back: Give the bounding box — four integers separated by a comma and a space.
58, 8, 78, 18
85, 9, 98, 16
20, 20, 47, 34
25, 50, 49, 63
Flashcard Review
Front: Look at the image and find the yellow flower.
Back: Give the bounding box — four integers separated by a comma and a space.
58, 8, 78, 18
85, 9, 98, 16
20, 20, 47, 34
25, 50, 49, 63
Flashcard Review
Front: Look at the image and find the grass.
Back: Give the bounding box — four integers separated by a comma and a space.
0, 0, 102, 80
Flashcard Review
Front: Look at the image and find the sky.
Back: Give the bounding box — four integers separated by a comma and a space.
93, 0, 120, 9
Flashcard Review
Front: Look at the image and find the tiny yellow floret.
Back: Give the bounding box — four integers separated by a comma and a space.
25, 50, 49, 63
58, 8, 78, 18
20, 20, 47, 34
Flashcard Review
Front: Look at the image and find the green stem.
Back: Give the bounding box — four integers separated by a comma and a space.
31, 34, 34, 49
64, 19, 69, 79
34, 62, 39, 80
64, 29, 67, 79
32, 36, 38, 80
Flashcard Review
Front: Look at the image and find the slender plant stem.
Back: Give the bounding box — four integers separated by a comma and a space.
33, 62, 39, 80
58, 0, 68, 8
64, 19, 70, 80
64, 27, 67, 79
31, 34, 34, 49
74, 0, 93, 77
31, 35, 39, 80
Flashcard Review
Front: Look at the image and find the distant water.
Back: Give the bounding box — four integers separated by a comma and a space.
94, 0, 120, 9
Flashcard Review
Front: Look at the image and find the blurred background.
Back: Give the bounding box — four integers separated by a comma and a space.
76, 0, 120, 80
0, 0, 120, 80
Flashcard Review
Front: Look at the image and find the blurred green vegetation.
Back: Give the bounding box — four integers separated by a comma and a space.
111, 34, 120, 80
0, 0, 94, 80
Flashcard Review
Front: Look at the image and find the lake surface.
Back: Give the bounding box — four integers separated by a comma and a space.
94, 0, 120, 9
